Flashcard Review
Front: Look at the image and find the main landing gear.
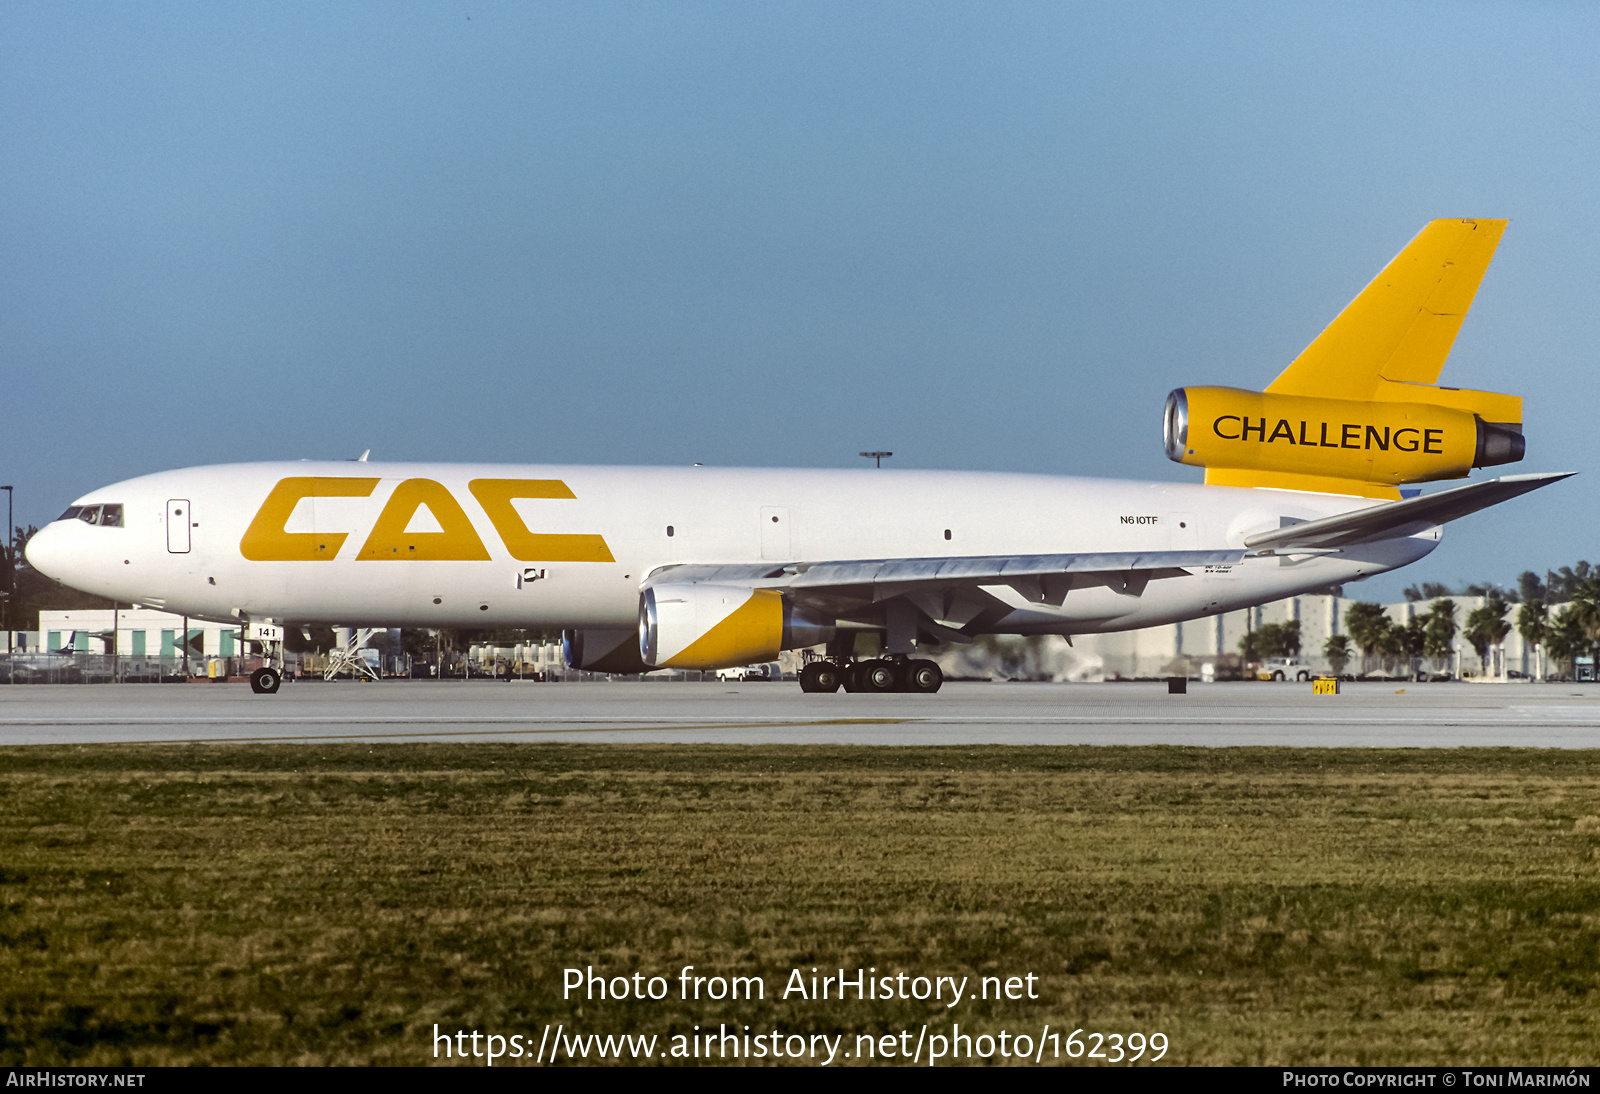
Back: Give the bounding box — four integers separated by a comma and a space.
798, 658, 943, 694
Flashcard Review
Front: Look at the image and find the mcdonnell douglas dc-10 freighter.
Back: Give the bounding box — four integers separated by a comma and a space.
26, 220, 1569, 693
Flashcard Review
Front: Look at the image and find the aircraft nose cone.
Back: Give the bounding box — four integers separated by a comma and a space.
23, 523, 72, 583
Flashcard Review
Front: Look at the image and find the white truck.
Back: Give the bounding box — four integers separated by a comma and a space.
715, 663, 781, 682
1257, 657, 1311, 682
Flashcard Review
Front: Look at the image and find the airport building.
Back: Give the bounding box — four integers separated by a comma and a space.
18, 608, 242, 661
1064, 594, 1551, 681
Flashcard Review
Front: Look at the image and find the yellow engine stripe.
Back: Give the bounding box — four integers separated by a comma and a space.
663, 589, 784, 670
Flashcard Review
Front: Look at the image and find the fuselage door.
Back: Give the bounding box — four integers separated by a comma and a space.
167, 500, 191, 554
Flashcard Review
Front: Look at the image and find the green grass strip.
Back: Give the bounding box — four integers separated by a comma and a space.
2, 744, 1597, 1065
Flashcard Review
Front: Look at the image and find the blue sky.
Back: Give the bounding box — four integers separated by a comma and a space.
4, 2, 1595, 600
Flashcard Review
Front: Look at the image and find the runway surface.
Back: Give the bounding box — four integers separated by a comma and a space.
2, 679, 1598, 746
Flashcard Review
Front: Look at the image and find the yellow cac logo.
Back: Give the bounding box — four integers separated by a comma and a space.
240, 477, 613, 563
357, 479, 490, 560
468, 479, 614, 563
239, 477, 379, 561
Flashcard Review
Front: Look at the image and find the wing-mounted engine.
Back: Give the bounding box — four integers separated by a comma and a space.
1166, 218, 1525, 499
640, 584, 834, 670
637, 553, 1242, 670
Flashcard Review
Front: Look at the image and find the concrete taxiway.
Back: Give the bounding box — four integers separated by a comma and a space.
1, 679, 1598, 747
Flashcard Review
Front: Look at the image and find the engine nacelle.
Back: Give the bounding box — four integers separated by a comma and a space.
1164, 386, 1523, 488
639, 584, 835, 670
562, 628, 649, 674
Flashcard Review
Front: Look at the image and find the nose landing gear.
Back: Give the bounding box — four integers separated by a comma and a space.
249, 666, 281, 694
798, 658, 942, 694
243, 618, 286, 694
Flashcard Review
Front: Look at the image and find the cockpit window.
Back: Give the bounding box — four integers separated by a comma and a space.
62, 504, 123, 527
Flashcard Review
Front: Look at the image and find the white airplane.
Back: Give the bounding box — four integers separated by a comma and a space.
26, 219, 1569, 694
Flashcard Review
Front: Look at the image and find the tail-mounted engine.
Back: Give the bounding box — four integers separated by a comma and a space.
1164, 385, 1523, 498
1164, 219, 1528, 499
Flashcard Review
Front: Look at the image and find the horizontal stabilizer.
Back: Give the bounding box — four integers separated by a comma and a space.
1242, 472, 1573, 553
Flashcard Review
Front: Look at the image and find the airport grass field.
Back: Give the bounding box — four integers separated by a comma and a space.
2, 743, 1598, 1066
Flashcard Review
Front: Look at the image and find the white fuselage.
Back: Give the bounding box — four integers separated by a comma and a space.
24, 461, 1439, 634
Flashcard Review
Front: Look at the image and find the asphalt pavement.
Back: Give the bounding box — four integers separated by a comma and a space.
2, 679, 1597, 746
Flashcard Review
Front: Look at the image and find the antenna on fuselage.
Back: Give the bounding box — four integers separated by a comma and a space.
353, 450, 370, 462
860, 451, 892, 468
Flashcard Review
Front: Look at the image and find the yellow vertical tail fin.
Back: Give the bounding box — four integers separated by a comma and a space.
1264, 218, 1507, 399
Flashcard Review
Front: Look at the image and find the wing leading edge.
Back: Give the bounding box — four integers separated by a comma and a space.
644, 549, 1243, 595
643, 549, 1244, 642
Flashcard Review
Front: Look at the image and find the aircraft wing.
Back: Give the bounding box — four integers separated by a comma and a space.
640, 473, 1570, 639
1242, 472, 1574, 553
644, 549, 1243, 593
643, 550, 1244, 639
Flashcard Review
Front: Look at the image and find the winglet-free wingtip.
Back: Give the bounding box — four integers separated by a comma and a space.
1497, 471, 1575, 483
1241, 470, 1573, 553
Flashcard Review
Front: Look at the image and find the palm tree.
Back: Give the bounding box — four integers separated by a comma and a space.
1376, 625, 1408, 676
1568, 578, 1600, 679
1399, 616, 1428, 680
1249, 622, 1285, 661
1344, 602, 1391, 675
1545, 606, 1587, 680
1463, 598, 1513, 677
1516, 601, 1548, 680
1423, 599, 1458, 677
1323, 634, 1351, 676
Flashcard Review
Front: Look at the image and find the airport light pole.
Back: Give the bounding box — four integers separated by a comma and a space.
1, 485, 11, 667
859, 451, 892, 468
